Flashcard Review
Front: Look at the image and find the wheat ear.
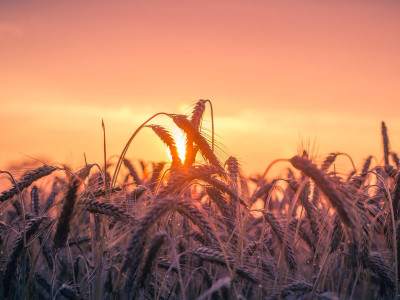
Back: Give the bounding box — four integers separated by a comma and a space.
290, 155, 356, 229
382, 121, 390, 166
78, 198, 135, 225
171, 114, 223, 170
2, 217, 47, 297
121, 197, 176, 273
53, 179, 80, 250
31, 185, 40, 216
0, 165, 56, 203
148, 125, 182, 166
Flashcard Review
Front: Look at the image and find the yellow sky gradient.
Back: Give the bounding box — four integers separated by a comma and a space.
1, 0, 400, 175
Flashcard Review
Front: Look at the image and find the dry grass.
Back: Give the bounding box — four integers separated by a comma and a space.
0, 102, 399, 299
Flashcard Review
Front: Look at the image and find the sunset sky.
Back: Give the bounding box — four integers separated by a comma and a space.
1, 0, 400, 175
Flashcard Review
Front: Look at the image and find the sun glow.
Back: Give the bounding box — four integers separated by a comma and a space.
168, 127, 187, 163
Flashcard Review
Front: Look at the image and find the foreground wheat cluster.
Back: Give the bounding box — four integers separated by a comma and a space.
0, 100, 399, 299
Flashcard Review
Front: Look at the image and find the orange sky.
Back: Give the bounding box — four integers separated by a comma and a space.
1, 0, 400, 175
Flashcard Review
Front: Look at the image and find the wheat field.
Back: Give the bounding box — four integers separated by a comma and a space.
0, 100, 398, 299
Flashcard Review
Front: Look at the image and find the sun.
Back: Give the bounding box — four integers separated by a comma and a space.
167, 127, 187, 163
